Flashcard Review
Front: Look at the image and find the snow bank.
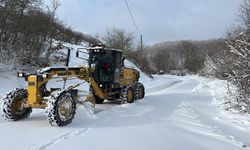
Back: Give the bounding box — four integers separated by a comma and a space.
190, 76, 228, 107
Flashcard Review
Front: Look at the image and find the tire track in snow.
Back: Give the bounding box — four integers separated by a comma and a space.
180, 101, 250, 149
202, 121, 250, 149
30, 128, 91, 150
29, 77, 181, 150
146, 80, 182, 94
210, 126, 249, 149
186, 80, 250, 149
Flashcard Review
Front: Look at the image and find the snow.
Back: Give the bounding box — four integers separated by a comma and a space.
0, 48, 250, 150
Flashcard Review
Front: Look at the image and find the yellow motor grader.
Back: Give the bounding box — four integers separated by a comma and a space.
1, 46, 145, 126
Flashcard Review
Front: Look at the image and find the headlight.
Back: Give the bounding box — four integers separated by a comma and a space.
42, 74, 49, 79
17, 72, 25, 77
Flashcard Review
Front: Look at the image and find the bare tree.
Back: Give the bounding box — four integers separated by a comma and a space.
101, 27, 134, 52
127, 45, 154, 75
0, 0, 90, 68
152, 48, 174, 73
239, 0, 250, 32
45, 0, 61, 58
179, 41, 204, 73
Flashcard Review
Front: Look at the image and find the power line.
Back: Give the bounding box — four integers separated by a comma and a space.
124, 0, 143, 51
124, 0, 141, 36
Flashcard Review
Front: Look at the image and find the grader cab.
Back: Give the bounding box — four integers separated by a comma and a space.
1, 46, 145, 126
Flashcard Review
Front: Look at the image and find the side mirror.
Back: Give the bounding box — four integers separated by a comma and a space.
76, 48, 89, 61
121, 57, 125, 66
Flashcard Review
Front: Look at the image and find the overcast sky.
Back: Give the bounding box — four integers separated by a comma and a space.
45, 0, 240, 45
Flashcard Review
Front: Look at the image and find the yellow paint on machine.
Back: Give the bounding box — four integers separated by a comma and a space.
120, 67, 139, 86
27, 75, 46, 108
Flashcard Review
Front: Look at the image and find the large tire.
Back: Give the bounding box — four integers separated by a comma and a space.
46, 90, 76, 127
2, 89, 32, 121
137, 83, 145, 99
120, 86, 135, 104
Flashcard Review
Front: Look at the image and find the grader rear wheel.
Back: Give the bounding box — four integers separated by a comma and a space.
134, 82, 145, 100
137, 83, 145, 99
2, 89, 32, 121
127, 88, 134, 103
120, 87, 135, 104
46, 90, 76, 127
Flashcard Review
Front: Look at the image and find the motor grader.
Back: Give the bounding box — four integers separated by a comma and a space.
1, 46, 145, 126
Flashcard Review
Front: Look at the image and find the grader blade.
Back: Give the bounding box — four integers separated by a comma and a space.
78, 95, 96, 114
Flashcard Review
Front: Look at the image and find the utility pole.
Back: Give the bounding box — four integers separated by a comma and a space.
63, 48, 71, 89
140, 34, 143, 52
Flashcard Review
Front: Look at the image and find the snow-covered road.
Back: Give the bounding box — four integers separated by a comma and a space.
0, 74, 249, 150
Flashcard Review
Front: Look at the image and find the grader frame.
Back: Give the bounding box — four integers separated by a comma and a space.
2, 46, 145, 126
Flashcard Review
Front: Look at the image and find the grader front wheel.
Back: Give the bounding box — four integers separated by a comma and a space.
2, 89, 32, 121
46, 90, 76, 127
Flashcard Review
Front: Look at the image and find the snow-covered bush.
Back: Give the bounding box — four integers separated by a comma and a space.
203, 49, 234, 79
225, 32, 250, 113
204, 31, 250, 113
202, 0, 250, 113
